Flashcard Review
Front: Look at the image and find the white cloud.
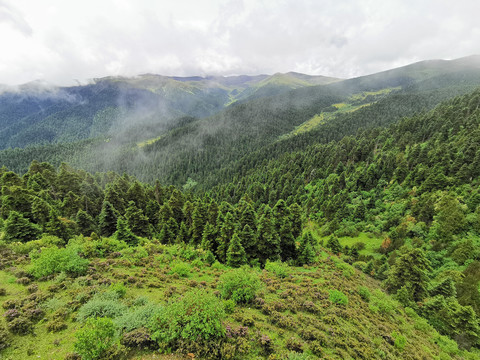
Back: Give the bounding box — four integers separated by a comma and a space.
0, 0, 479, 85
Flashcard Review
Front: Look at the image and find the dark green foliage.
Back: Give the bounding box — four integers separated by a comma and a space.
99, 201, 118, 237
76, 209, 96, 236
297, 232, 316, 266
114, 217, 137, 245
125, 201, 151, 238
217, 212, 236, 263
256, 206, 280, 265
2, 210, 41, 243
226, 233, 247, 268
431, 278, 457, 298
385, 247, 432, 302
74, 317, 116, 360
326, 236, 342, 254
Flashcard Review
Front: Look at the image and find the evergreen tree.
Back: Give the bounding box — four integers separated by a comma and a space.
176, 221, 189, 244
216, 212, 236, 263
45, 208, 71, 241
99, 201, 118, 237
76, 209, 96, 236
239, 224, 257, 262
125, 201, 151, 238
385, 247, 432, 302
191, 204, 206, 245
273, 199, 296, 261
297, 232, 315, 266
200, 222, 217, 253
256, 206, 280, 265
3, 210, 41, 243
226, 233, 247, 268
114, 217, 137, 245
326, 236, 342, 254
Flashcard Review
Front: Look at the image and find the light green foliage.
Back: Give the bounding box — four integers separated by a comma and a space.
358, 286, 371, 302
369, 289, 398, 315
29, 246, 89, 278
218, 267, 262, 304
265, 260, 290, 278
109, 282, 127, 298
74, 317, 116, 360
335, 261, 355, 278
115, 304, 157, 333
392, 331, 407, 351
150, 289, 225, 348
77, 292, 127, 322
169, 261, 191, 277
329, 289, 348, 306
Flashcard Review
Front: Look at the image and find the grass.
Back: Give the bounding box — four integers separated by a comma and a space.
0, 240, 477, 360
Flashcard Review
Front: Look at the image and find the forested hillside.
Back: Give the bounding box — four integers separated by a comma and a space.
1, 58, 480, 359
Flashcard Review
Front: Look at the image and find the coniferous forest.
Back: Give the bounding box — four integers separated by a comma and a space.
1, 58, 480, 359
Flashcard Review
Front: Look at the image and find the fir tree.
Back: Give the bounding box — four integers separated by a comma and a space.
297, 232, 315, 266
115, 217, 137, 245
125, 201, 151, 238
226, 233, 247, 268
3, 210, 41, 243
239, 224, 257, 262
201, 222, 217, 253
99, 201, 118, 237
217, 212, 236, 263
326, 236, 342, 254
256, 206, 280, 265
76, 209, 96, 236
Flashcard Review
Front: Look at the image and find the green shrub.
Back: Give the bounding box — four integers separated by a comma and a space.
29, 246, 89, 278
391, 331, 407, 351
121, 327, 156, 349
74, 317, 116, 360
223, 299, 236, 314
335, 262, 355, 278
169, 261, 191, 278
77, 296, 127, 322
329, 289, 348, 306
218, 267, 262, 304
358, 286, 371, 302
150, 289, 225, 350
115, 304, 157, 333
0, 325, 10, 350
287, 352, 315, 360
369, 289, 398, 315
109, 282, 127, 298
265, 261, 290, 278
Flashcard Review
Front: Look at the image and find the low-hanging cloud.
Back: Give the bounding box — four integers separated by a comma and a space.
0, 0, 479, 86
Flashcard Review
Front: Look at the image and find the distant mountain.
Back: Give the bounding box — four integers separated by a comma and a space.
1, 56, 480, 186
0, 72, 339, 151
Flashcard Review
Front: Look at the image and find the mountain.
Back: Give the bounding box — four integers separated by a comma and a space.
0, 72, 339, 151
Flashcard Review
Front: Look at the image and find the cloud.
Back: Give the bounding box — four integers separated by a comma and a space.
0, 0, 479, 85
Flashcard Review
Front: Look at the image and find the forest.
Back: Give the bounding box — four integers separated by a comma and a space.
1, 61, 480, 359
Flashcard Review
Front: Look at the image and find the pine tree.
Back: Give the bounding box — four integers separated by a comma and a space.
217, 212, 236, 263
115, 217, 137, 245
125, 201, 151, 238
3, 210, 41, 243
297, 232, 315, 266
385, 247, 432, 302
256, 206, 280, 265
273, 199, 296, 261
76, 209, 96, 236
191, 204, 206, 245
326, 236, 342, 254
176, 221, 189, 244
201, 222, 217, 253
226, 233, 247, 268
239, 224, 257, 262
45, 208, 71, 241
99, 201, 118, 237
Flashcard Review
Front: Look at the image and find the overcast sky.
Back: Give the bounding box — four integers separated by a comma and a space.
0, 0, 479, 86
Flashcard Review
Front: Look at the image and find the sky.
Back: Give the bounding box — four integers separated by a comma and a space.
0, 0, 479, 86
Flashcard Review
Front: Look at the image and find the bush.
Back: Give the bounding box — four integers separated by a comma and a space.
74, 317, 116, 360
0, 325, 9, 350
329, 289, 348, 306
77, 296, 127, 322
29, 246, 89, 278
169, 261, 191, 278
6, 316, 33, 334
218, 267, 262, 304
121, 327, 156, 349
391, 331, 407, 351
150, 289, 225, 350
115, 304, 157, 333
358, 286, 371, 302
369, 289, 398, 315
265, 261, 290, 278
